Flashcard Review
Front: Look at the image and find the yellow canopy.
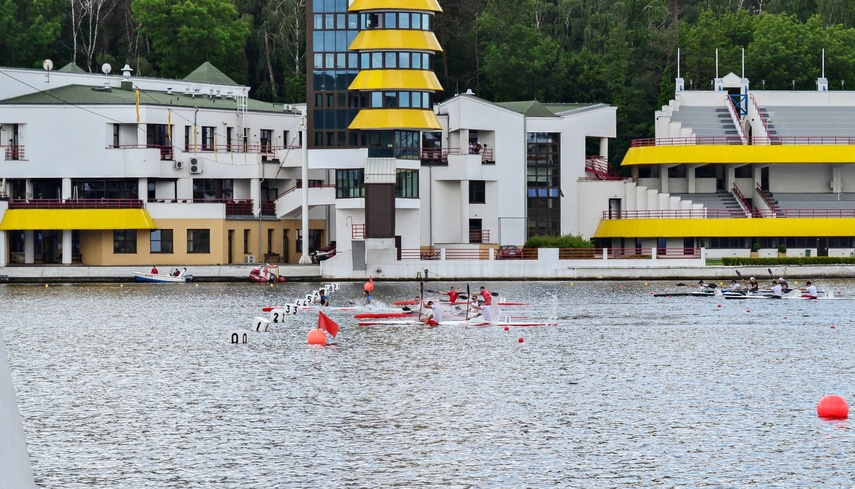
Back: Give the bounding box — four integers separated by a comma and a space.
0, 209, 157, 230
349, 108, 441, 130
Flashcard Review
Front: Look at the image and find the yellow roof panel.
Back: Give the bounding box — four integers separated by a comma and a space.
349, 30, 443, 52
349, 0, 442, 12
0, 209, 157, 230
349, 69, 442, 91
593, 217, 855, 238
349, 108, 441, 130
622, 144, 855, 166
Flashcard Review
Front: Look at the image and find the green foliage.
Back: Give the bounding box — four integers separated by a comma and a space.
722, 256, 855, 266
752, 243, 761, 252
132, 0, 250, 80
524, 234, 594, 248
778, 243, 787, 253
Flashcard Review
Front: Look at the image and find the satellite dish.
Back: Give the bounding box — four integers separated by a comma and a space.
101, 63, 112, 75
42, 59, 53, 71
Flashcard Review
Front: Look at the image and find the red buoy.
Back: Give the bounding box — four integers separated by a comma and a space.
518, 337, 524, 343
504, 326, 509, 331
307, 329, 327, 345
817, 395, 848, 419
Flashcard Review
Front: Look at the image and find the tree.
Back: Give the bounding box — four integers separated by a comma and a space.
71, 0, 118, 71
132, 0, 251, 80
0, 0, 66, 68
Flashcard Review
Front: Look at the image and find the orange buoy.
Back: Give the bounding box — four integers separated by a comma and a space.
817, 395, 848, 419
307, 329, 327, 345
364, 276, 374, 292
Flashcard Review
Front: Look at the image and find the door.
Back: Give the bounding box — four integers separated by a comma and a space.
608, 198, 621, 219
227, 230, 234, 264
469, 219, 482, 243
760, 167, 770, 191
817, 238, 828, 257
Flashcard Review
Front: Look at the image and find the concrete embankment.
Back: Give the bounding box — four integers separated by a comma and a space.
1, 264, 854, 284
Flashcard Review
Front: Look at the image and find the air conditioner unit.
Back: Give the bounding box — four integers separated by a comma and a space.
189, 157, 202, 174
245, 255, 256, 264
173, 160, 184, 170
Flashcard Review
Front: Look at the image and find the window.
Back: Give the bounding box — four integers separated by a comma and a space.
187, 229, 211, 253
396, 169, 419, 198
260, 129, 273, 153
112, 124, 120, 148
193, 179, 233, 200
114, 230, 137, 254
150, 229, 173, 253
201, 126, 215, 150
526, 133, 561, 236
336, 169, 365, 198
243, 229, 250, 254
469, 180, 486, 203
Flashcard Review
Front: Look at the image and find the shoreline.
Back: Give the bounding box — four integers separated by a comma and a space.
0, 264, 853, 284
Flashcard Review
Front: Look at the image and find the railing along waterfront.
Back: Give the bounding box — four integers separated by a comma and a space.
397, 247, 701, 260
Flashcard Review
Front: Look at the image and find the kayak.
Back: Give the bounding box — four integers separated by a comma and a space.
392, 299, 530, 306
353, 312, 417, 319
653, 291, 716, 297
358, 319, 557, 327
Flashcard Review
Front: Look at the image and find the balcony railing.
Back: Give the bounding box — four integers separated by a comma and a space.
146, 198, 276, 216
9, 198, 143, 209
602, 207, 855, 219
352, 224, 366, 240
3, 144, 25, 160
631, 136, 855, 147
469, 229, 490, 243
275, 183, 335, 199
420, 147, 495, 165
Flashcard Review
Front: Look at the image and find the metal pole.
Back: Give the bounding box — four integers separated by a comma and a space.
299, 118, 311, 264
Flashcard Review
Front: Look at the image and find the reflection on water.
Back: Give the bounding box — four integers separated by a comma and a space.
2, 279, 855, 487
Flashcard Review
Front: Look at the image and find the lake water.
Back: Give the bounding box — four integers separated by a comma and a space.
2, 278, 855, 488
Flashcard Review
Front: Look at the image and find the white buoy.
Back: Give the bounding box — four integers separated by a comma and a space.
250, 317, 271, 332
0, 335, 37, 488
229, 330, 248, 344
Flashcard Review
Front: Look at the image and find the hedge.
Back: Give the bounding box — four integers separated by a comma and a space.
721, 256, 855, 266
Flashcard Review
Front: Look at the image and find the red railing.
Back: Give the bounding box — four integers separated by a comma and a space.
352, 224, 366, 239
146, 198, 276, 216
750, 93, 771, 138
420, 147, 495, 164
632, 136, 855, 147
754, 184, 778, 214
585, 155, 625, 180
276, 183, 335, 199
3, 144, 25, 160
469, 229, 490, 243
396, 247, 702, 261
731, 184, 751, 216
181, 144, 301, 154
602, 209, 747, 219
9, 198, 143, 209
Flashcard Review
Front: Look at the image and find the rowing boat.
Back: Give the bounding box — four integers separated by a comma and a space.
652, 291, 717, 297
392, 299, 530, 306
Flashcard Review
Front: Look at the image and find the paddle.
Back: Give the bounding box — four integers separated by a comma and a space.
767, 268, 774, 278
465, 285, 470, 320
419, 281, 424, 319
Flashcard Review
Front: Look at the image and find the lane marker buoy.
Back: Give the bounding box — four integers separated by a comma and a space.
817, 395, 848, 419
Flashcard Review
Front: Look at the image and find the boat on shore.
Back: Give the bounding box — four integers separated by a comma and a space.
133, 269, 192, 283
249, 265, 285, 283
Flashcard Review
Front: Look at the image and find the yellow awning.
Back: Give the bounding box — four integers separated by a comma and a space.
349, 69, 443, 91
593, 217, 855, 238
349, 30, 443, 52
349, 0, 442, 12
349, 108, 441, 130
0, 209, 157, 230
621, 144, 855, 166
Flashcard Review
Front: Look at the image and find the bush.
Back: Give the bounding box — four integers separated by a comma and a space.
751, 243, 760, 252
777, 244, 787, 253
523, 233, 594, 248
721, 256, 855, 266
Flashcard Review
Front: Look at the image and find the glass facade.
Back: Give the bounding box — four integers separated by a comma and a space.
527, 132, 561, 236
309, 0, 360, 148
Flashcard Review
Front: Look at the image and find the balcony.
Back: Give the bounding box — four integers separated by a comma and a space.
3, 144, 25, 160
420, 147, 495, 166
109, 144, 174, 161
9, 198, 143, 209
